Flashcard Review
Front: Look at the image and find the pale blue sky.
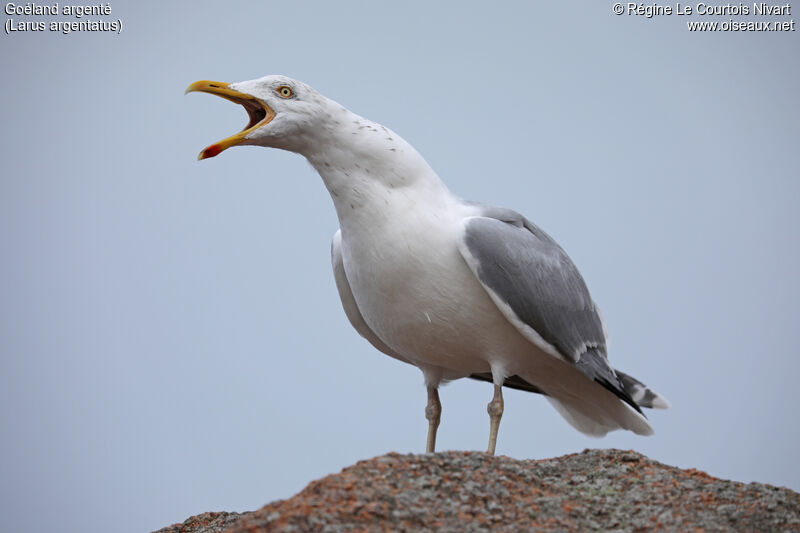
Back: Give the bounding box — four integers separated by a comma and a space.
1, 2, 798, 532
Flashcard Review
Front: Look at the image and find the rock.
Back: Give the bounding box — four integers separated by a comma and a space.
156, 511, 249, 533
154, 449, 800, 532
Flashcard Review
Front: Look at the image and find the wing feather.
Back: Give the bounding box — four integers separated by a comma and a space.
457, 207, 642, 415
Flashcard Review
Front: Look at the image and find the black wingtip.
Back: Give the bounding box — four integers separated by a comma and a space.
594, 376, 646, 416
576, 349, 645, 416
469, 354, 647, 417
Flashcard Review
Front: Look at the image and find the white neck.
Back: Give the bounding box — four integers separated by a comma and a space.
296, 108, 454, 233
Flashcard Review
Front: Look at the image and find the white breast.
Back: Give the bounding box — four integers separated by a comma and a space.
338, 192, 521, 375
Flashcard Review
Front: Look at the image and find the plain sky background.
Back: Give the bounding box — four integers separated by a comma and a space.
1, 2, 798, 532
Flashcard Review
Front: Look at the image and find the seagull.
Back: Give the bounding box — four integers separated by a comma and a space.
186, 75, 669, 455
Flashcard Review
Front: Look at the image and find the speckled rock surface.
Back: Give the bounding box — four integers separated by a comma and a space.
155, 449, 800, 532
156, 511, 250, 533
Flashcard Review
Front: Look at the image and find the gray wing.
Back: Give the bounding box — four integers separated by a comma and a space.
457, 206, 642, 414
331, 230, 410, 364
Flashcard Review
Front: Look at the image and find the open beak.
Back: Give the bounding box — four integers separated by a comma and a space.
185, 80, 276, 160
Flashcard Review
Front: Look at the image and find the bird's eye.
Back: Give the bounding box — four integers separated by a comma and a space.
277, 86, 294, 98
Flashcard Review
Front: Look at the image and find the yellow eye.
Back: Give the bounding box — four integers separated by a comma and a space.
277, 85, 294, 98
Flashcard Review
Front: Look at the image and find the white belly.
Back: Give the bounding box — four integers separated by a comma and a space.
339, 207, 530, 377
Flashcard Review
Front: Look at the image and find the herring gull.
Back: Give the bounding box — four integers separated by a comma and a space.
186, 75, 669, 454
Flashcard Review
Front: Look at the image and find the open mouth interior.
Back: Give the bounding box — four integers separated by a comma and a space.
241, 100, 268, 131
187, 80, 276, 159
200, 81, 272, 133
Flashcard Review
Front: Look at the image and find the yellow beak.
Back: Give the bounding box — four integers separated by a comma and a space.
185, 80, 276, 160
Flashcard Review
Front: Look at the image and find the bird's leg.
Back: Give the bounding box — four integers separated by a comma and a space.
486, 384, 504, 455
425, 386, 441, 453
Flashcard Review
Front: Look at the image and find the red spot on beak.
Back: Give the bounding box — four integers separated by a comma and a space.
200, 144, 222, 159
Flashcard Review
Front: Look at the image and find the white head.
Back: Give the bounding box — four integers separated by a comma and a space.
186, 74, 340, 159
186, 74, 442, 202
